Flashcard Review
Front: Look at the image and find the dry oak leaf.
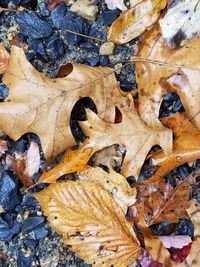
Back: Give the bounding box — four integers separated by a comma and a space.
159, 0, 200, 48
0, 44, 9, 74
147, 112, 200, 183
105, 0, 127, 11
136, 169, 198, 226
80, 95, 172, 178
0, 140, 7, 157
108, 0, 167, 44
136, 25, 200, 132
78, 166, 137, 213
1, 46, 121, 162
35, 181, 141, 267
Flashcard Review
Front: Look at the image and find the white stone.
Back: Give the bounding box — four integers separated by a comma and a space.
100, 42, 115, 55
70, 0, 98, 21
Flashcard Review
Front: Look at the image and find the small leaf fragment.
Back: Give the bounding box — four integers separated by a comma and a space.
35, 181, 141, 266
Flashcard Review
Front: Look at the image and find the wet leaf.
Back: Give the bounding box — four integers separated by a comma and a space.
108, 0, 167, 44
78, 166, 137, 213
1, 46, 121, 162
160, 0, 200, 48
0, 44, 9, 74
35, 181, 141, 266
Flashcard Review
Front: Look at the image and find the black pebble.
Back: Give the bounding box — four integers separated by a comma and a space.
15, 11, 53, 39
0, 171, 20, 211
45, 34, 65, 61
193, 188, 200, 202
38, 2, 50, 17
22, 216, 45, 233
173, 219, 194, 237
28, 39, 48, 62
100, 8, 120, 26
99, 55, 109, 66
17, 250, 33, 267
0, 84, 9, 101
8, 138, 28, 153
85, 56, 99, 66
34, 227, 48, 239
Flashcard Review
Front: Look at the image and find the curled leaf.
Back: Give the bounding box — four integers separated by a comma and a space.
35, 181, 141, 266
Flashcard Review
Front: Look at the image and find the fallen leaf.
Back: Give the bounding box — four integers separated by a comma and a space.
159, 0, 200, 48
1, 46, 121, 162
0, 44, 9, 74
159, 236, 192, 249
108, 0, 167, 44
35, 181, 141, 266
78, 167, 137, 213
80, 95, 172, 178
105, 0, 127, 11
0, 140, 7, 157
6, 141, 40, 187
48, 0, 66, 11
147, 113, 200, 183
136, 25, 200, 132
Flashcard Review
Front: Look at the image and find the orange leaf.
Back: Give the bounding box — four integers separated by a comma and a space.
146, 112, 200, 183
0, 44, 9, 74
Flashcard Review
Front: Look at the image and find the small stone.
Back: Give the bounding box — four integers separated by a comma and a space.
100, 8, 120, 26
21, 0, 37, 10
0, 219, 21, 241
0, 171, 20, 211
17, 250, 33, 267
70, 0, 98, 21
100, 42, 115, 55
45, 34, 65, 62
51, 3, 68, 29
0, 84, 9, 101
85, 56, 99, 66
22, 216, 45, 233
99, 55, 109, 66
38, 2, 50, 17
80, 41, 99, 52
24, 238, 38, 249
15, 11, 53, 39
34, 228, 48, 240
29, 39, 48, 62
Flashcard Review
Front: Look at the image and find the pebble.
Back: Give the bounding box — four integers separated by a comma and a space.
100, 8, 120, 26
80, 41, 99, 52
15, 12, 53, 39
22, 216, 45, 233
99, 55, 109, 66
70, 0, 98, 21
24, 238, 38, 249
38, 2, 50, 17
51, 3, 68, 29
45, 34, 65, 62
34, 228, 48, 240
100, 41, 115, 55
17, 250, 33, 267
29, 39, 49, 62
0, 171, 20, 211
173, 219, 194, 237
0, 84, 9, 100
0, 220, 21, 241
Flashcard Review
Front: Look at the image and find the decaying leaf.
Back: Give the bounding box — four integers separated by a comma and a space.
136, 25, 200, 132
159, 235, 192, 249
1, 46, 121, 162
35, 181, 141, 266
160, 0, 200, 48
105, 0, 127, 11
0, 44, 9, 74
7, 141, 40, 187
108, 0, 167, 44
78, 167, 137, 213
0, 140, 7, 157
147, 113, 200, 183
80, 95, 172, 178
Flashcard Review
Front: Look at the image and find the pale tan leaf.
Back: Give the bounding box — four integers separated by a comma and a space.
80, 95, 172, 178
108, 0, 167, 44
35, 181, 141, 267
1, 46, 122, 162
0, 44, 9, 74
78, 167, 137, 213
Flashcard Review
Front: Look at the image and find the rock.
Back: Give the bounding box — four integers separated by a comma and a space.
99, 55, 109, 66
0, 214, 22, 241
173, 219, 194, 237
22, 216, 45, 233
85, 56, 99, 66
28, 39, 48, 62
38, 238, 60, 267
15, 11, 53, 39
17, 250, 33, 267
34, 228, 48, 240
80, 41, 99, 52
0, 171, 20, 211
8, 139, 28, 153
50, 3, 68, 29
45, 34, 65, 62
100, 8, 120, 26
70, 0, 98, 21
0, 84, 9, 100
38, 2, 50, 17
24, 238, 38, 249
21, 0, 37, 10
100, 41, 115, 55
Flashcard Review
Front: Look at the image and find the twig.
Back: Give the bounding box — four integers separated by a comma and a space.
63, 29, 105, 43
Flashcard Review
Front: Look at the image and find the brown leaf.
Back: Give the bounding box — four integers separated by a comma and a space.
0, 46, 121, 162
35, 181, 141, 266
7, 141, 40, 187
137, 170, 199, 225
78, 167, 137, 213
80, 95, 172, 178
136, 25, 200, 132
108, 0, 167, 44
147, 113, 200, 183
48, 0, 66, 11
0, 44, 9, 74
0, 139, 7, 157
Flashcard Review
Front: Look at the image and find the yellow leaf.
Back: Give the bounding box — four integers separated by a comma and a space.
35, 181, 141, 267
108, 0, 167, 44
1, 46, 121, 162
78, 166, 137, 213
